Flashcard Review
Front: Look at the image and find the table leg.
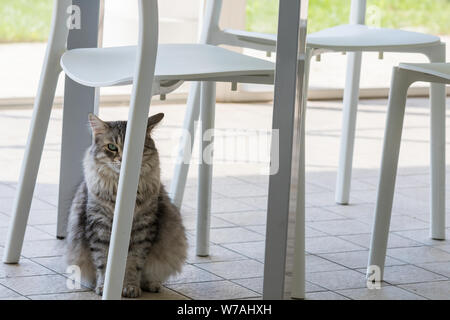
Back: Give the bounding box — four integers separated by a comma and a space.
57, 0, 100, 238
263, 0, 308, 299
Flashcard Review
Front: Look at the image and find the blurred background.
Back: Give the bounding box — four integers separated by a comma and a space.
0, 0, 449, 106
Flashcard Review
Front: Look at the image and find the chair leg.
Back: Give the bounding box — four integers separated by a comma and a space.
169, 82, 201, 208
102, 96, 154, 300
368, 68, 412, 280
196, 81, 216, 257
3, 59, 61, 263
291, 49, 312, 300
426, 44, 446, 240
2, 0, 70, 264
335, 51, 363, 205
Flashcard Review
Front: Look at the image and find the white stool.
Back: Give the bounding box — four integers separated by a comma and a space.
368, 63, 449, 280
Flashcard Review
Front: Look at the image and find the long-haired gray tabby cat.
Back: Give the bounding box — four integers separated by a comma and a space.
66, 113, 187, 298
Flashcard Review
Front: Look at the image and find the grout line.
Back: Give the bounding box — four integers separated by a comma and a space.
0, 282, 27, 299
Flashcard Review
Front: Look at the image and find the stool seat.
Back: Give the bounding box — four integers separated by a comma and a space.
307, 24, 441, 51
221, 24, 441, 53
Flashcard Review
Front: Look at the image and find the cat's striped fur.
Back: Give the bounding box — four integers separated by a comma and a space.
66, 113, 187, 298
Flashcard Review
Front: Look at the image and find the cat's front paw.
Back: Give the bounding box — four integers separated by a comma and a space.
141, 280, 161, 293
122, 284, 142, 298
95, 285, 104, 296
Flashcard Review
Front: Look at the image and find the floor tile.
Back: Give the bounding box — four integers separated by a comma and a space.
0, 226, 54, 245
337, 286, 425, 300
32, 224, 58, 237
306, 183, 331, 194
134, 287, 190, 300
0, 198, 55, 215
232, 278, 264, 294
339, 233, 422, 249
417, 261, 450, 278
0, 184, 17, 198
182, 215, 235, 231
28, 291, 101, 300
233, 277, 326, 294
1, 296, 30, 300
0, 274, 88, 296
20, 239, 66, 258
211, 198, 257, 213
209, 227, 264, 244
243, 225, 327, 238
0, 258, 55, 278
213, 183, 267, 198
218, 211, 266, 226
394, 229, 450, 246
307, 269, 367, 291
27, 210, 58, 226
166, 264, 222, 284
0, 213, 10, 227
387, 246, 450, 264
306, 236, 365, 254
33, 183, 59, 198
196, 260, 264, 280
308, 219, 372, 236
233, 197, 267, 210
306, 207, 346, 222
323, 204, 375, 220
167, 280, 259, 300
306, 291, 349, 300
438, 245, 450, 253
186, 244, 246, 264
375, 265, 447, 285
222, 241, 265, 261
306, 192, 342, 207
388, 216, 430, 231
400, 281, 450, 300
0, 284, 21, 298
319, 250, 405, 269
244, 225, 266, 235
31, 256, 68, 274
306, 255, 348, 273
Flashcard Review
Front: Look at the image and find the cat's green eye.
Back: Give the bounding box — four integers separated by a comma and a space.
107, 144, 118, 152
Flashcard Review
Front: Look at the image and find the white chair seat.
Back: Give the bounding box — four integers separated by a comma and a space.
307, 24, 441, 51
217, 24, 441, 53
399, 63, 450, 81
61, 44, 275, 88
223, 29, 277, 46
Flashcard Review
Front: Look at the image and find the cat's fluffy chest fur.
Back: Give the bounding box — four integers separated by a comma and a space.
83, 149, 160, 215
65, 113, 187, 298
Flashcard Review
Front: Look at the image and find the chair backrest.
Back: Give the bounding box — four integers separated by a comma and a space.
200, 0, 367, 51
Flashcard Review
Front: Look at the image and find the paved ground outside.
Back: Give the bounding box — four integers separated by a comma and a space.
0, 96, 449, 300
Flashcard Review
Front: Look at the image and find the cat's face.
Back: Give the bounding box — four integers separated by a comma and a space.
87, 113, 164, 174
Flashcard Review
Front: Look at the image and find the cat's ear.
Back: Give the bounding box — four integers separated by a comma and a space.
147, 113, 164, 133
88, 113, 108, 136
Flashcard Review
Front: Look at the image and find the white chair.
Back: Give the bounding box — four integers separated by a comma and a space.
368, 63, 449, 280
2, 0, 276, 299
170, 0, 446, 222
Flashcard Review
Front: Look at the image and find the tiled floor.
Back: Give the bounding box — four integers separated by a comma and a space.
0, 97, 449, 300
